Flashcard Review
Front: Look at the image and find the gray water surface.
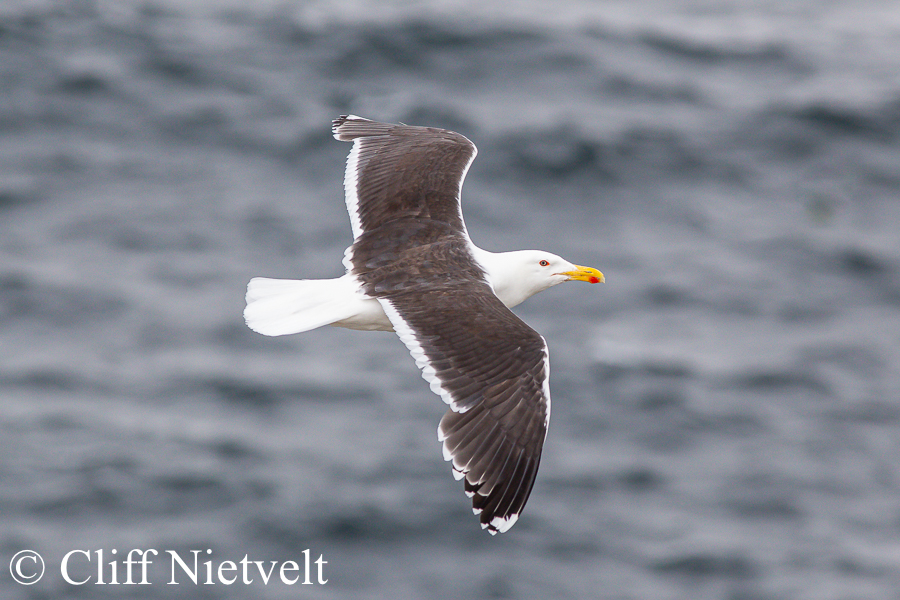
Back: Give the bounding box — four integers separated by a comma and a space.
2, 1, 899, 598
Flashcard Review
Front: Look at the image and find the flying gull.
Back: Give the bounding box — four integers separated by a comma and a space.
244, 115, 604, 534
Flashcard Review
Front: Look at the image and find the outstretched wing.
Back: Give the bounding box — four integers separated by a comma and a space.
379, 279, 550, 535
332, 115, 477, 240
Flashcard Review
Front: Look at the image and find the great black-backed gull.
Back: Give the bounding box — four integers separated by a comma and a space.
245, 115, 604, 534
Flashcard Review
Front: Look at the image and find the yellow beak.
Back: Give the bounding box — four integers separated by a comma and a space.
559, 265, 605, 284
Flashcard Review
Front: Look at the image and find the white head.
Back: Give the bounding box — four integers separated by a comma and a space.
474, 249, 604, 309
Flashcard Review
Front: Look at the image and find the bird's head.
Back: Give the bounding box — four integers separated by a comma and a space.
486, 250, 604, 308
529, 251, 604, 287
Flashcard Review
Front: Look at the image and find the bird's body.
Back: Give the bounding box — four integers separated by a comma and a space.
245, 248, 595, 334
245, 116, 603, 534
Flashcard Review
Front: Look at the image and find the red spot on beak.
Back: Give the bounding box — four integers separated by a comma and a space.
589, 276, 601, 284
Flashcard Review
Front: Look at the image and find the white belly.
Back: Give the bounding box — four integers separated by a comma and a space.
330, 296, 394, 331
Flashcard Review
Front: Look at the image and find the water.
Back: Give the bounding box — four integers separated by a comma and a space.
2, 1, 899, 598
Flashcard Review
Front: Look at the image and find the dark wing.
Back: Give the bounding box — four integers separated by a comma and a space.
348, 216, 549, 534
332, 115, 477, 240
382, 275, 549, 535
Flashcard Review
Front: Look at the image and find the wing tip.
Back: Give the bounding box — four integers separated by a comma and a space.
489, 513, 520, 534
479, 513, 519, 535
332, 114, 370, 141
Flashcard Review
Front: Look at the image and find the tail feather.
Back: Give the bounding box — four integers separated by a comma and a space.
244, 276, 359, 336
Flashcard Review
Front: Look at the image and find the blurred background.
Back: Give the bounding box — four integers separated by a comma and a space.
2, 0, 899, 598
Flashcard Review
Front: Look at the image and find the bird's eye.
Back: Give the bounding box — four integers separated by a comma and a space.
539, 260, 550, 267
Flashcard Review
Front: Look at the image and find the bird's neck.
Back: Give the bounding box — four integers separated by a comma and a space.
469, 246, 533, 309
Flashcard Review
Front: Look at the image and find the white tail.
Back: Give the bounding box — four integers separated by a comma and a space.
244, 276, 362, 336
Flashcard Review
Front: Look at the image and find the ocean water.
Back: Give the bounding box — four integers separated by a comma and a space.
2, 1, 899, 598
